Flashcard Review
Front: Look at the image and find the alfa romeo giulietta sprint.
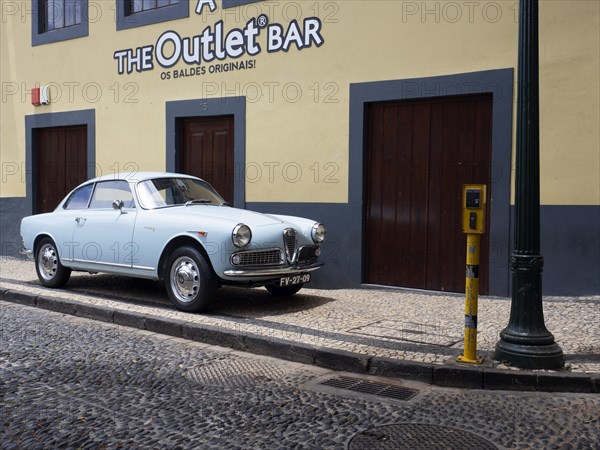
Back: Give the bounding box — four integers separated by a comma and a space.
20, 172, 326, 312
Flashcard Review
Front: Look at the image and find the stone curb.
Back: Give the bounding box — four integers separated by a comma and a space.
1, 289, 598, 394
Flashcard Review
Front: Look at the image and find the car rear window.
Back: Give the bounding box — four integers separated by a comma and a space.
64, 184, 93, 210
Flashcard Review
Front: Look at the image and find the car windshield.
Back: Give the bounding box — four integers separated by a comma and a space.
136, 177, 226, 209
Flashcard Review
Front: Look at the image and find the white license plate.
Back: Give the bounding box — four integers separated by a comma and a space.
279, 273, 311, 287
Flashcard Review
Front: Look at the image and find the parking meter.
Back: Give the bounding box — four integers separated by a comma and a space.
462, 184, 486, 234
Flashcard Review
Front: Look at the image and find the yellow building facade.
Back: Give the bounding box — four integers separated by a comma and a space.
1, 0, 599, 295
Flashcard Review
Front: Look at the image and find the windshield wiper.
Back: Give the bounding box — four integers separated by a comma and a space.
184, 199, 213, 206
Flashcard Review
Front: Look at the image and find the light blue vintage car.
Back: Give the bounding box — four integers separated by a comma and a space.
20, 172, 326, 312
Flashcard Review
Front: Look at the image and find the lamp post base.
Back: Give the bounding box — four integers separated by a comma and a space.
495, 335, 564, 370
494, 254, 565, 370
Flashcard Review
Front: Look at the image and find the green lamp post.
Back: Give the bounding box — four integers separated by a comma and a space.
494, 0, 564, 369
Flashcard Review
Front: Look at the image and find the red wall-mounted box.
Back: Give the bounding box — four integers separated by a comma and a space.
32, 87, 41, 106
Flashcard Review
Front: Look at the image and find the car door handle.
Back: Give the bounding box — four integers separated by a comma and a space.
75, 217, 86, 224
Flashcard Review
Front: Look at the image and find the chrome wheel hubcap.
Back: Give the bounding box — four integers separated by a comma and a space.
170, 257, 200, 303
38, 244, 58, 281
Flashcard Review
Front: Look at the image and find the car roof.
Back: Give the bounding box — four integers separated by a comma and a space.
87, 172, 200, 184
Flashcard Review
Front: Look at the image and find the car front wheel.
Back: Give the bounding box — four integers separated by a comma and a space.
265, 283, 304, 297
35, 237, 71, 288
165, 246, 216, 312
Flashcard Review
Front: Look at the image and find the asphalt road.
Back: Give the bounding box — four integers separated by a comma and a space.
1, 302, 599, 449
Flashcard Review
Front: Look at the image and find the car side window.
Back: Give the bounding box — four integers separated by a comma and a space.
89, 180, 135, 209
64, 184, 94, 210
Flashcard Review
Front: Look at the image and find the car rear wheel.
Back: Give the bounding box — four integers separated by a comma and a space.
35, 237, 71, 288
165, 246, 216, 312
265, 283, 304, 297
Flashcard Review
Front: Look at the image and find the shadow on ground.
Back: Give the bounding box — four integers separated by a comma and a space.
213, 286, 335, 317
25, 273, 336, 317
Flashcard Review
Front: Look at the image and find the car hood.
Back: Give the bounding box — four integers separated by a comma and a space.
153, 205, 288, 227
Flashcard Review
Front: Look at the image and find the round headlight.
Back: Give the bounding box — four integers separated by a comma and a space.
311, 223, 327, 243
232, 224, 252, 248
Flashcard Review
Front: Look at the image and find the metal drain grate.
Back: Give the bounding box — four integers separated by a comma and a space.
185, 358, 285, 388
348, 423, 499, 450
320, 376, 418, 401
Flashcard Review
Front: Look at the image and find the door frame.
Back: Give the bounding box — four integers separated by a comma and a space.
166, 97, 246, 208
25, 109, 96, 214
349, 69, 514, 297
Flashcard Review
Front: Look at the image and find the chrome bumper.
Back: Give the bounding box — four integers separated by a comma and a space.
223, 262, 323, 278
20, 240, 33, 259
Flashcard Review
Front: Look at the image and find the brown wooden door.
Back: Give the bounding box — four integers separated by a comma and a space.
179, 116, 234, 204
364, 94, 492, 293
36, 126, 87, 214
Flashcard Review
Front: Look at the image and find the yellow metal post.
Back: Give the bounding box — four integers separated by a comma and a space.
457, 233, 483, 364
458, 184, 486, 364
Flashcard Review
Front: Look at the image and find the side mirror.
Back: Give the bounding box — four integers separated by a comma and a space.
112, 199, 126, 213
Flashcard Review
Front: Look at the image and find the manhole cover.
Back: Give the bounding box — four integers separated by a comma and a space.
321, 376, 418, 401
185, 358, 285, 388
348, 423, 498, 450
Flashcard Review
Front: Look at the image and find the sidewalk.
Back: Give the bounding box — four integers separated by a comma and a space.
1, 256, 598, 393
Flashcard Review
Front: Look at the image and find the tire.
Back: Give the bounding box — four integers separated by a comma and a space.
265, 283, 304, 297
35, 237, 71, 288
165, 246, 216, 312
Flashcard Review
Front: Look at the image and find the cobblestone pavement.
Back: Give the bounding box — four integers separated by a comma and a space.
1, 302, 599, 449
1, 257, 599, 375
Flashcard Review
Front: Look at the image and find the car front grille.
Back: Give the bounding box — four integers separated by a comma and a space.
232, 249, 284, 266
283, 228, 297, 263
297, 245, 320, 265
